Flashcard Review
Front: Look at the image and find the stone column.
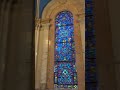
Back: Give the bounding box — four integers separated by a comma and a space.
35, 20, 50, 90
74, 14, 85, 90
35, 0, 40, 18
35, 19, 41, 70
40, 23, 50, 90
35, 20, 43, 90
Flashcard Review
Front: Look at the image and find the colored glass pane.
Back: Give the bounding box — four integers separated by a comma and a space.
56, 11, 73, 26
55, 43, 75, 62
85, 0, 98, 89
54, 11, 78, 89
55, 25, 74, 43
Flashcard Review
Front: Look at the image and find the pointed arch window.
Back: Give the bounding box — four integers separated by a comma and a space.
54, 11, 78, 89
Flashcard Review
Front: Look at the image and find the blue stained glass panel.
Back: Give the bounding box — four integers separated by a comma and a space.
55, 62, 77, 84
85, 0, 98, 89
55, 25, 74, 43
55, 43, 75, 61
56, 11, 73, 26
85, 2, 93, 15
54, 11, 78, 89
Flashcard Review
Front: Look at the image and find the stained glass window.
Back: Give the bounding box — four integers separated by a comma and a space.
85, 0, 98, 90
54, 11, 78, 89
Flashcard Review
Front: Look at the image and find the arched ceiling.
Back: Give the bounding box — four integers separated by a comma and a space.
39, 0, 50, 18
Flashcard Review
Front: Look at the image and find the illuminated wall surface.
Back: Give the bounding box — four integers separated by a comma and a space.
85, 0, 98, 89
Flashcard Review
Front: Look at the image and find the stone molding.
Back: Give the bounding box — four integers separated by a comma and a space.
35, 18, 51, 31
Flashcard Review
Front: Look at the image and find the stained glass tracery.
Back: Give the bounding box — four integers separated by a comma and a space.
54, 11, 78, 89
85, 0, 98, 89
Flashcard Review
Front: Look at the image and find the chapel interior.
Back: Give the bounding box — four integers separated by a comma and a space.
0, 0, 120, 90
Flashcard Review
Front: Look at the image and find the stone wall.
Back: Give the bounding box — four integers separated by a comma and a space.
108, 0, 120, 90
0, 0, 120, 90
94, 0, 117, 90
0, 0, 34, 90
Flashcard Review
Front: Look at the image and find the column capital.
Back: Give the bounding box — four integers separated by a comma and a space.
35, 18, 51, 31
40, 18, 51, 31
35, 18, 41, 24
35, 18, 41, 30
76, 13, 85, 23
41, 18, 51, 24
41, 23, 50, 28
38, 24, 50, 31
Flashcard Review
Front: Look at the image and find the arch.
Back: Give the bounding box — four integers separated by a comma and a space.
38, 0, 85, 90
42, 0, 85, 19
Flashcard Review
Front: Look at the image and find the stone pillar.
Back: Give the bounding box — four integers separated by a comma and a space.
35, 0, 40, 18
35, 19, 41, 70
40, 23, 50, 90
35, 19, 50, 90
77, 14, 85, 90
35, 20, 43, 90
